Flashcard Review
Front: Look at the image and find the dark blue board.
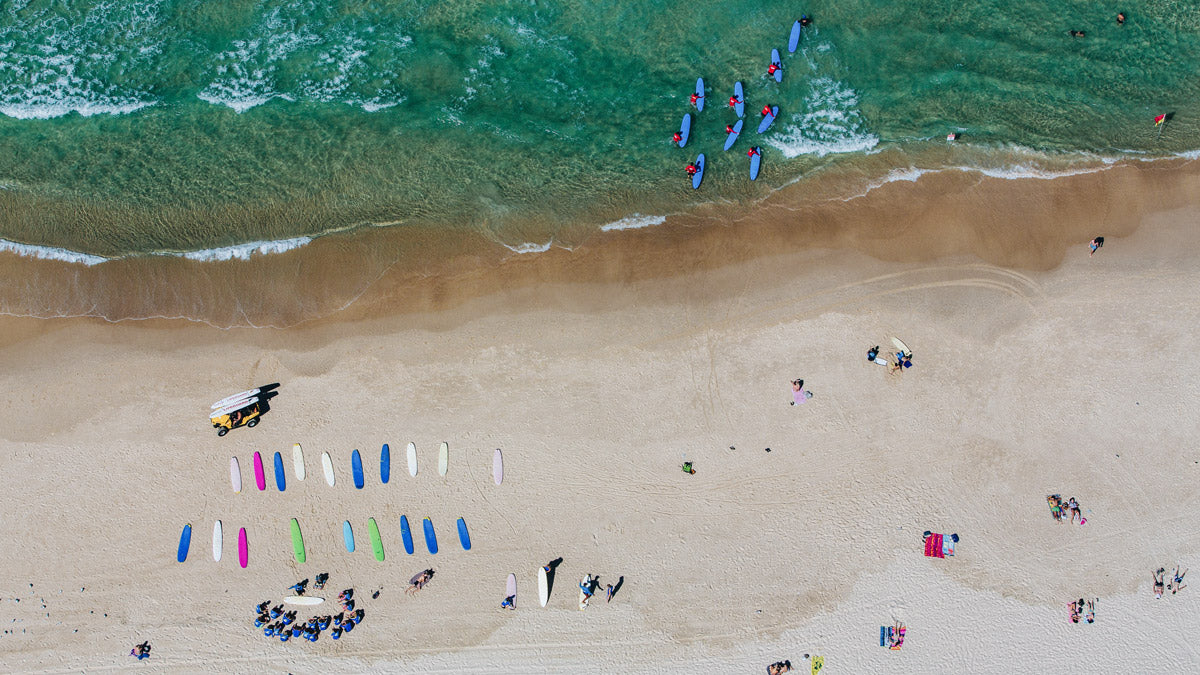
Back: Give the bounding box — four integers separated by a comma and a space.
733, 82, 744, 118
724, 119, 743, 151
771, 49, 783, 83
692, 154, 705, 190
423, 518, 438, 554
456, 517, 472, 551
695, 77, 705, 112
678, 113, 691, 148
789, 21, 801, 53
758, 106, 778, 134
177, 524, 192, 563
750, 148, 762, 181
380, 444, 390, 484
273, 451, 286, 491
400, 515, 414, 555
351, 449, 364, 489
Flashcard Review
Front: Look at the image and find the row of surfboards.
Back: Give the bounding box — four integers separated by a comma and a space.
177, 515, 471, 565
230, 443, 504, 492
680, 19, 812, 188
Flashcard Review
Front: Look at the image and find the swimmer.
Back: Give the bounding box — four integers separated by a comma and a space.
1117, 12, 1126, 25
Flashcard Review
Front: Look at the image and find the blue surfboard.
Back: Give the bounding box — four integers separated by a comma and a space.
733, 82, 744, 118
723, 119, 743, 151
692, 153, 705, 190
343, 520, 355, 552
678, 113, 691, 148
456, 517, 472, 551
695, 77, 705, 112
771, 49, 783, 83
423, 518, 438, 554
400, 515, 414, 554
273, 451, 286, 491
351, 449, 364, 489
758, 106, 779, 134
750, 148, 762, 181
380, 444, 390, 484
789, 21, 801, 53
177, 523, 191, 563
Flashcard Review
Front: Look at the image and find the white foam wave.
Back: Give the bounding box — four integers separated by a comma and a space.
0, 238, 108, 266
766, 77, 879, 158
177, 237, 313, 262
601, 214, 667, 232
0, 100, 155, 120
501, 240, 553, 254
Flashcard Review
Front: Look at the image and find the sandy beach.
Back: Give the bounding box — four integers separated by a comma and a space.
2, 161, 1200, 672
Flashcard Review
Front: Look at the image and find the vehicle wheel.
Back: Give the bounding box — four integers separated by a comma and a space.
247, 418, 259, 428
217, 428, 228, 437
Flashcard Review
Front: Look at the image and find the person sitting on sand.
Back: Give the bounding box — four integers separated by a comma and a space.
867, 346, 880, 361
269, 604, 283, 618
343, 618, 356, 633
501, 594, 515, 610
890, 352, 911, 374
314, 573, 329, 590
255, 600, 270, 615
1170, 566, 1188, 594
1085, 599, 1095, 623
331, 625, 343, 639
318, 615, 331, 630
682, 461, 696, 474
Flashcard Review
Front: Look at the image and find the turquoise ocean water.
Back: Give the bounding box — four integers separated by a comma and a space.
0, 0, 1198, 263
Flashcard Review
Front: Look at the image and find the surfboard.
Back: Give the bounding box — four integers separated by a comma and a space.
237, 527, 248, 568
212, 520, 222, 562
380, 444, 390, 484
507, 573, 517, 605
789, 20, 801, 53
750, 148, 762, 181
692, 153, 705, 190
891, 337, 912, 357
211, 396, 258, 420
292, 443, 305, 481
212, 388, 259, 409
723, 119, 743, 151
177, 524, 191, 563
678, 113, 691, 148
407, 442, 417, 477
322, 451, 335, 487
771, 48, 783, 82
343, 520, 355, 553
368, 517, 384, 561
273, 451, 286, 491
400, 515, 414, 554
757, 105, 778, 134
352, 449, 364, 489
230, 456, 241, 493
493, 448, 504, 485
438, 442, 448, 476
290, 518, 305, 563
538, 566, 549, 607
252, 451, 266, 491
578, 575, 591, 610
694, 77, 704, 112
456, 517, 472, 551
423, 518, 438, 554
874, 356, 889, 366
733, 82, 744, 118
284, 595, 324, 606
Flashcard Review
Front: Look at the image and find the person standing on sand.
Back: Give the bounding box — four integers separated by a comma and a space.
1089, 237, 1104, 256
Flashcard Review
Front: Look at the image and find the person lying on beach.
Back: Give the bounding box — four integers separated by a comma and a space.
1046, 495, 1063, 521
1153, 568, 1167, 598
1085, 599, 1095, 623
1067, 600, 1081, 623
1066, 497, 1083, 524
407, 570, 434, 594
1170, 567, 1187, 594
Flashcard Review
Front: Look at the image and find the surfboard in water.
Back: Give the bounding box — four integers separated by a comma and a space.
343, 520, 355, 553
273, 451, 286, 491
789, 20, 801, 53
723, 119, 743, 151
380, 444, 390, 484
230, 456, 241, 493
757, 106, 778, 134
733, 82, 744, 118
750, 148, 762, 181
456, 517, 472, 551
252, 451, 266, 491
678, 113, 691, 148
212, 521, 222, 562
292, 443, 305, 480
352, 449, 364, 489
238, 528, 248, 568
400, 515, 414, 554
368, 517, 384, 561
493, 448, 504, 485
177, 524, 192, 563
407, 442, 417, 476
695, 77, 705, 112
322, 452, 335, 487
423, 518, 439, 554
692, 153, 705, 190
770, 48, 783, 82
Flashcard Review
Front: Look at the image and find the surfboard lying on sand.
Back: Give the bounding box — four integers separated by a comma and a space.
695, 77, 705, 112
692, 153, 705, 190
723, 119, 743, 151
212, 521, 222, 562
538, 566, 549, 607
253, 451, 266, 491
400, 515, 414, 554
678, 113, 691, 148
293, 443, 305, 480
750, 148, 762, 181
757, 106, 778, 134
891, 337, 911, 357
457, 517, 472, 551
789, 20, 801, 53
177, 524, 192, 563
733, 82, 744, 118
230, 456, 241, 493
770, 48, 783, 82
212, 388, 259, 409
352, 449, 365, 489
380, 444, 390, 484
322, 452, 335, 487
343, 520, 355, 553
438, 442, 449, 476
407, 442, 417, 477
284, 596, 324, 606
368, 517, 384, 561
238, 528, 248, 568
290, 518, 305, 563
273, 451, 286, 492
423, 518, 439, 554
493, 448, 504, 485
507, 573, 517, 606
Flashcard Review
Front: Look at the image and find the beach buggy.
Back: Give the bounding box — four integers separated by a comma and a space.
210, 388, 266, 437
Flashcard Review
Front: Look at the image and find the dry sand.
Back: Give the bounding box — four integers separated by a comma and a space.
1, 164, 1199, 673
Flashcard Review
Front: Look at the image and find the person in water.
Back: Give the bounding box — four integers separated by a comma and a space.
690, 92, 702, 107
767, 62, 780, 77
726, 124, 736, 135
800, 15, 812, 27
673, 131, 682, 144
761, 104, 773, 117
1117, 12, 1126, 25
685, 163, 698, 176
747, 147, 760, 158
729, 94, 741, 108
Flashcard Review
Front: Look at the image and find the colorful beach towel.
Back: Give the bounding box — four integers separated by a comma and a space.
924, 533, 945, 558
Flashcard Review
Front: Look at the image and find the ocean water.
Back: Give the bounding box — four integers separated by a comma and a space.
0, 2, 1197, 268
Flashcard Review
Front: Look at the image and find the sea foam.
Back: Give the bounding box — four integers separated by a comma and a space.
601, 214, 667, 232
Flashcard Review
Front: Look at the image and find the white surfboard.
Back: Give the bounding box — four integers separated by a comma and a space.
210, 396, 258, 420
438, 441, 448, 477
283, 596, 325, 606
538, 566, 549, 607
493, 448, 503, 485
212, 520, 223, 562
506, 573, 517, 605
212, 388, 259, 409
322, 451, 335, 487
891, 337, 911, 357
407, 442, 417, 477
292, 443, 305, 480
230, 457, 241, 493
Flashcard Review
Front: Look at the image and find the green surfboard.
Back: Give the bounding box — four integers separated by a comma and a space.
290, 518, 306, 563
368, 517, 384, 561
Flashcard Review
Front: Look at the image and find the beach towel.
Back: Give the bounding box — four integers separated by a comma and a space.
879, 626, 889, 646
890, 626, 906, 650
942, 537, 956, 556
924, 533, 945, 558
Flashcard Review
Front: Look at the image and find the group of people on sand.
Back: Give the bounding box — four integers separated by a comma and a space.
866, 345, 913, 374
254, 577, 365, 642
1066, 598, 1096, 624
1046, 495, 1086, 525
1152, 567, 1187, 599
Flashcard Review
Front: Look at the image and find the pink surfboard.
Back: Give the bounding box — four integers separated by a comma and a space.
252, 451, 266, 491
238, 528, 249, 568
